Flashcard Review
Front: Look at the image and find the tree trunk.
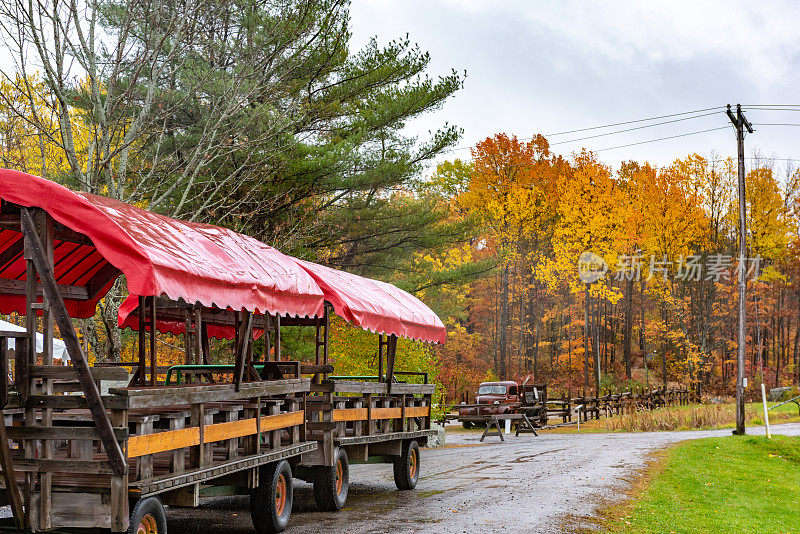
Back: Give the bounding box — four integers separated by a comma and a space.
499, 264, 509, 378
623, 276, 633, 378
639, 278, 645, 356
594, 295, 601, 394
98, 281, 125, 362
793, 290, 800, 384
584, 284, 590, 391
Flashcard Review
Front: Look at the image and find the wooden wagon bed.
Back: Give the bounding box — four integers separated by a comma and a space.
0, 171, 446, 532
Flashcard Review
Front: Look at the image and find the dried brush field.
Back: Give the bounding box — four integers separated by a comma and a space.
596, 402, 800, 432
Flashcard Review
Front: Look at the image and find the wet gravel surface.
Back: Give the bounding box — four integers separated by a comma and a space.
167, 423, 800, 533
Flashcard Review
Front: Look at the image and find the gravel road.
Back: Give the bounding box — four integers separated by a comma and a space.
167, 423, 800, 534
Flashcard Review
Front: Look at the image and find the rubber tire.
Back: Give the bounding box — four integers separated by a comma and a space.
461, 421, 474, 429
393, 440, 420, 490
250, 460, 293, 534
313, 447, 349, 511
128, 496, 167, 534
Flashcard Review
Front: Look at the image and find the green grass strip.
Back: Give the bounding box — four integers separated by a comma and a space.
604, 435, 800, 533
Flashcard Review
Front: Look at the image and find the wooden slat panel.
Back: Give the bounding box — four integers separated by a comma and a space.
111, 379, 310, 409
203, 418, 257, 444
128, 427, 200, 458
258, 411, 304, 433
331, 408, 368, 422
329, 406, 428, 422
372, 407, 402, 420
6, 426, 128, 441
127, 411, 305, 457
405, 406, 430, 418
323, 380, 435, 395
31, 365, 130, 381
0, 330, 31, 339
300, 364, 334, 374
0, 278, 89, 300
19, 395, 128, 410
12, 459, 115, 474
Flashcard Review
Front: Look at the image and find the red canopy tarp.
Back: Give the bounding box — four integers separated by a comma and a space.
0, 169, 325, 319
116, 296, 268, 340
0, 170, 445, 344
295, 259, 446, 344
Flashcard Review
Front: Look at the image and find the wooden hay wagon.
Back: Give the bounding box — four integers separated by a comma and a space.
0, 170, 327, 533
285, 261, 443, 511
0, 170, 446, 533
124, 254, 446, 513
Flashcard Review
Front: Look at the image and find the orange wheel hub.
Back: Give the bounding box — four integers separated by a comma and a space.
409, 448, 417, 479
275, 473, 287, 516
137, 513, 158, 534
335, 459, 343, 495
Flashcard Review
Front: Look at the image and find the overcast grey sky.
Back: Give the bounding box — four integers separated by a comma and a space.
350, 0, 800, 171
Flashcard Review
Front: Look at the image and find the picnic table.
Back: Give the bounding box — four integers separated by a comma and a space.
479, 413, 538, 442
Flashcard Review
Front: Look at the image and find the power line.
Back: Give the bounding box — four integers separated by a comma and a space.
544, 106, 725, 136
592, 126, 730, 152
441, 105, 800, 158
742, 107, 800, 112
443, 106, 726, 153
549, 111, 722, 146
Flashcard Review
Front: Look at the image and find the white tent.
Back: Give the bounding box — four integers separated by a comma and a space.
0, 319, 69, 363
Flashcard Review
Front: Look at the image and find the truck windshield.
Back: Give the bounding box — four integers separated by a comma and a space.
478, 385, 507, 395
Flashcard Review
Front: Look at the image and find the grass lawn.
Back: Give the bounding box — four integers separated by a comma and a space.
601, 435, 800, 533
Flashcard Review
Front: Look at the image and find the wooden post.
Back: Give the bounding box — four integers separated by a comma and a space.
385, 334, 397, 393
245, 324, 259, 382
321, 391, 333, 465
263, 314, 271, 361
0, 410, 24, 528
200, 321, 210, 365
190, 403, 205, 468
0, 337, 6, 408
135, 296, 146, 386
275, 315, 281, 361
149, 297, 157, 387
400, 394, 407, 432
323, 304, 330, 371
19, 208, 126, 475
378, 335, 384, 382
168, 414, 187, 472
366, 393, 374, 435
314, 317, 321, 365
110, 409, 129, 532
727, 103, 753, 436
194, 308, 203, 365
184, 308, 194, 367
234, 311, 253, 391
39, 214, 53, 530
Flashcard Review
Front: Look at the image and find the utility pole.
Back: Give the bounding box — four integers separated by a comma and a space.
727, 103, 753, 436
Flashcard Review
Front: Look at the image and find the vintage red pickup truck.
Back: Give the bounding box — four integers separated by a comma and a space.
456, 380, 547, 428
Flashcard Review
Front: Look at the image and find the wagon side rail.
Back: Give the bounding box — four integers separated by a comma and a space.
305, 378, 434, 466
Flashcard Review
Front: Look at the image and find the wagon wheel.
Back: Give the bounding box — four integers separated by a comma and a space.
128, 496, 167, 534
393, 439, 420, 490
251, 460, 294, 533
313, 447, 349, 511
